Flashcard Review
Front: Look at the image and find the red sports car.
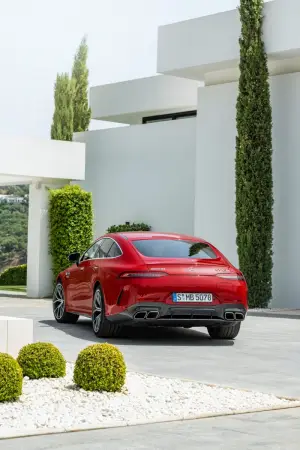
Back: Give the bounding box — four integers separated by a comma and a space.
53, 232, 248, 339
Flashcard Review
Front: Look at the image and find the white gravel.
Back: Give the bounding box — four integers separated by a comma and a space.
0, 363, 297, 435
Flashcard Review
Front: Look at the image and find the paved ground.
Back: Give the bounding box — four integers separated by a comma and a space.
1, 408, 299, 450
248, 309, 300, 319
1, 297, 300, 449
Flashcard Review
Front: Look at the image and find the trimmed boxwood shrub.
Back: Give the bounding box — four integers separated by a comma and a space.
49, 184, 93, 279
107, 222, 151, 233
0, 264, 27, 286
235, 0, 273, 307
17, 342, 66, 379
74, 343, 126, 392
0, 353, 23, 402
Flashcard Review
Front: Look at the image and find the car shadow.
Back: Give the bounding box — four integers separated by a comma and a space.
40, 318, 235, 347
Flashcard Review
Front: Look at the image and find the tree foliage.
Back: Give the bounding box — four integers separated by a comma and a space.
235, 0, 273, 308
51, 73, 75, 141
72, 36, 91, 133
49, 185, 93, 279
0, 202, 28, 272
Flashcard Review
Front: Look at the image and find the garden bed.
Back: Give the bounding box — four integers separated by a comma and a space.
0, 363, 298, 436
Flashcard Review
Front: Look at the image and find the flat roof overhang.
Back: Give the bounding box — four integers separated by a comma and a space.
90, 75, 200, 124
0, 136, 85, 184
157, 0, 300, 84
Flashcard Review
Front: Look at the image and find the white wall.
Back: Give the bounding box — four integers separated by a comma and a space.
75, 118, 196, 237
194, 72, 300, 308
271, 72, 300, 308
194, 82, 238, 267
27, 182, 66, 298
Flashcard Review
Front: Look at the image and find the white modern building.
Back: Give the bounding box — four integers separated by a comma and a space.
1, 0, 299, 308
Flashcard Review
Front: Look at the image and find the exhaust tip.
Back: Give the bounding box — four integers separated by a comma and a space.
146, 311, 159, 319
235, 312, 245, 321
225, 311, 235, 321
134, 311, 147, 319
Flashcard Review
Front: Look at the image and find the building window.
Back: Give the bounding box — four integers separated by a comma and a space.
142, 110, 197, 124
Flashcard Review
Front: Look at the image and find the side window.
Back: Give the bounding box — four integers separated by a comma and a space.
81, 240, 102, 261
108, 242, 122, 258
98, 239, 114, 258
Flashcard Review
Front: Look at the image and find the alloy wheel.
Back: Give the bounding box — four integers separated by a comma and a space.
92, 289, 102, 333
53, 283, 65, 320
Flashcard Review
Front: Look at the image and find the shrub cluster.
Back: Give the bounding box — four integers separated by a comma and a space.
49, 185, 93, 280
74, 343, 126, 392
107, 222, 151, 233
0, 342, 126, 403
0, 264, 27, 286
0, 353, 23, 402
17, 343, 66, 379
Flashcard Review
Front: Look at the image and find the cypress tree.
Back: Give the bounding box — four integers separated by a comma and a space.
236, 0, 273, 308
51, 73, 75, 141
72, 36, 91, 133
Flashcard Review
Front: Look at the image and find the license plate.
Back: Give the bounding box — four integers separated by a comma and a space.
172, 293, 213, 302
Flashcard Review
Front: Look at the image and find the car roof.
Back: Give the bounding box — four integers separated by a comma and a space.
107, 231, 206, 242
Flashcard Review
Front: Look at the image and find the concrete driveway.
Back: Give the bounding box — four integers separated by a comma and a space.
0, 297, 300, 449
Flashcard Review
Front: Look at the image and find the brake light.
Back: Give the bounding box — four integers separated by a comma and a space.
216, 273, 245, 281
120, 272, 168, 278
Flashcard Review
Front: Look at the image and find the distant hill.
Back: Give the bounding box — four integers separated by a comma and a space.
0, 185, 29, 196
0, 186, 28, 273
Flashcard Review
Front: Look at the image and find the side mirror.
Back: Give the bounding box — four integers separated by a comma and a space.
68, 252, 81, 265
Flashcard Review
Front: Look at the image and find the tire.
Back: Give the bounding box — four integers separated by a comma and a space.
207, 322, 241, 340
92, 286, 122, 338
53, 282, 79, 324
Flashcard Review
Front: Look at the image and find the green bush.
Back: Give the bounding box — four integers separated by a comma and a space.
0, 264, 27, 286
0, 353, 23, 402
235, 0, 273, 307
74, 343, 126, 392
17, 343, 66, 379
49, 184, 93, 280
107, 222, 151, 233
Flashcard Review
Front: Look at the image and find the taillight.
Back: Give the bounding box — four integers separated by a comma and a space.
216, 273, 245, 281
120, 272, 168, 278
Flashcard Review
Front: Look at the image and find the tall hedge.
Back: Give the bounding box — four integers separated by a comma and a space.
49, 185, 93, 279
235, 0, 273, 308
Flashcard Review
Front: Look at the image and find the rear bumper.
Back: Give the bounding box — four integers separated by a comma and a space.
107, 302, 247, 327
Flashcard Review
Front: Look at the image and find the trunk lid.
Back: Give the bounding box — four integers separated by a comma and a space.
145, 257, 234, 276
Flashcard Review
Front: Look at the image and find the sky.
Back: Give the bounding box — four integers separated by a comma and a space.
0, 0, 249, 138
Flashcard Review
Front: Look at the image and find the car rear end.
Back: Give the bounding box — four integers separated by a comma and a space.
110, 234, 248, 328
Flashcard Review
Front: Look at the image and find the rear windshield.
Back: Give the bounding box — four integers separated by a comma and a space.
132, 239, 217, 259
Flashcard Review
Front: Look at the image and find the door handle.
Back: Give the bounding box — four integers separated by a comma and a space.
92, 266, 98, 272
80, 267, 84, 271
66, 272, 70, 278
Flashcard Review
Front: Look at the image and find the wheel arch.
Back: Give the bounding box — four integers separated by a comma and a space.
92, 280, 108, 314
93, 280, 101, 293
